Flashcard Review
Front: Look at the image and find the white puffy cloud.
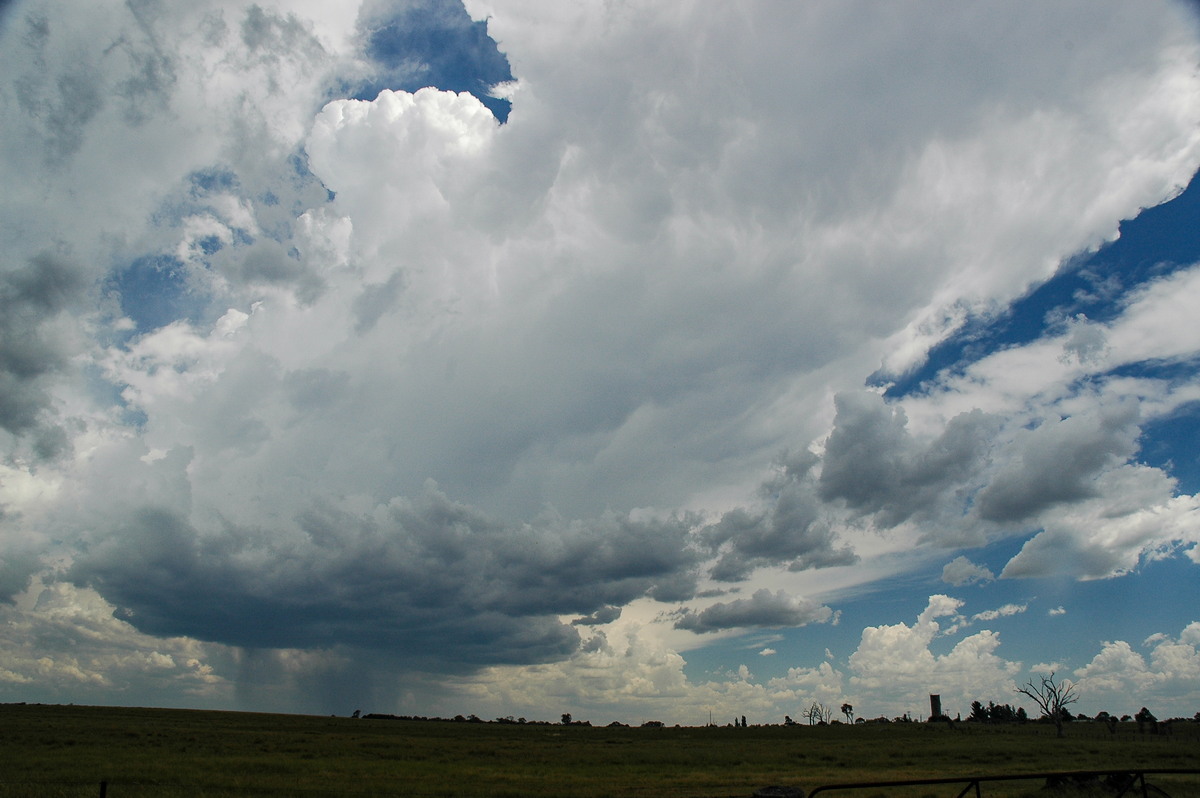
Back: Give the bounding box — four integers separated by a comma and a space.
942, 556, 995, 587
0, 579, 231, 706
1074, 624, 1200, 712
1002, 488, 1200, 579
449, 607, 1199, 725
848, 596, 1021, 715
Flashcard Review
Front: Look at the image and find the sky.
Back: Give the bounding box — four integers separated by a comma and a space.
2, 0, 1200, 726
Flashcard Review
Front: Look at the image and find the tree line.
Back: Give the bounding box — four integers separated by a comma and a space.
350, 674, 1198, 733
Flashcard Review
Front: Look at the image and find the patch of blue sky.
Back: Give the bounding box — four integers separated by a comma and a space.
1139, 400, 1200, 494
152, 169, 241, 230
196, 235, 224, 256
880, 167, 1200, 398
119, 150, 323, 339
111, 254, 206, 333
0, 0, 18, 31
80, 362, 147, 428
187, 166, 240, 197
982, 555, 1200, 708
283, 150, 334, 203
147, 166, 268, 248
347, 0, 514, 122
684, 535, 1198, 716
1091, 353, 1200, 493
897, 536, 1200, 684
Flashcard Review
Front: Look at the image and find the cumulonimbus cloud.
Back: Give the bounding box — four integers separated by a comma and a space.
2, 0, 1200, 714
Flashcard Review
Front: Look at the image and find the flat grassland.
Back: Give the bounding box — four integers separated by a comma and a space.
1, 704, 1198, 797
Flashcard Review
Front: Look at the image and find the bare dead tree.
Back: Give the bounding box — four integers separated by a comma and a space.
804, 701, 832, 726
1016, 671, 1079, 738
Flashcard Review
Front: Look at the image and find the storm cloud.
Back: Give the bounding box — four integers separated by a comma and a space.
2, 0, 1200, 719
0, 253, 86, 459
71, 486, 699, 668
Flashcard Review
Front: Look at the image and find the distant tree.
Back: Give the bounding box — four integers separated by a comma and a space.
561, 713, 572, 725
841, 703, 855, 724
784, 715, 796, 726
351, 709, 361, 719
1016, 672, 1079, 738
805, 702, 832, 725
1016, 707, 1028, 724
1135, 707, 1157, 734
989, 702, 1017, 723
970, 701, 988, 723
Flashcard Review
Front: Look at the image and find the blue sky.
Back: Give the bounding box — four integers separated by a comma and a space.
1, 0, 1200, 724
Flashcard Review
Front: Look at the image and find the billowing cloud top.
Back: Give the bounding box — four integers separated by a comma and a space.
2, 0, 1200, 718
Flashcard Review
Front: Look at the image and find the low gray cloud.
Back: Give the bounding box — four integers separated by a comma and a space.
0, 253, 86, 456
703, 450, 857, 582
12, 10, 105, 165
573, 605, 621, 626
69, 485, 699, 670
699, 390, 1155, 579
0, 549, 40, 603
818, 392, 1000, 528
227, 240, 325, 300
1001, 526, 1134, 580
941, 556, 995, 586
975, 404, 1140, 523
674, 588, 833, 634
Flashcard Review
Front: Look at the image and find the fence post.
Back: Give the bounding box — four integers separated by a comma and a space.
99, 780, 107, 798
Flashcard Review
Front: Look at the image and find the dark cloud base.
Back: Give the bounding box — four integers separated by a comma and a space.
71, 489, 699, 671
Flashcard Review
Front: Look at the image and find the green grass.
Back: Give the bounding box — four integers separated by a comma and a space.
1, 704, 1198, 797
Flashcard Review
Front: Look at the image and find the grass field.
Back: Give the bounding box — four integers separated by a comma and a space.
1, 703, 1198, 797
